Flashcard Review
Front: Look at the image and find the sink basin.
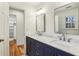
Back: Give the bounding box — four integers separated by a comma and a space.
32, 35, 57, 43
49, 40, 73, 47
49, 36, 79, 47
69, 39, 79, 47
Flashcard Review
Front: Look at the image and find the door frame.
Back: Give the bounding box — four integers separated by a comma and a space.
9, 7, 26, 55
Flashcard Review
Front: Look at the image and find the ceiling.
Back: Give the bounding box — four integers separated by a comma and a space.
9, 2, 41, 10
9, 2, 71, 10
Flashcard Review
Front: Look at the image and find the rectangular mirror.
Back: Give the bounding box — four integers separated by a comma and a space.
36, 14, 46, 33
54, 3, 79, 35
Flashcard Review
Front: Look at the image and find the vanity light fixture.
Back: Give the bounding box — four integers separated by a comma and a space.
36, 8, 45, 15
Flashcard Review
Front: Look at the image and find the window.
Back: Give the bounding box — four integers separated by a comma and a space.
65, 16, 76, 28
9, 14, 16, 38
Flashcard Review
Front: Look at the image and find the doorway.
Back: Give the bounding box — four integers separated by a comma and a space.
9, 8, 25, 55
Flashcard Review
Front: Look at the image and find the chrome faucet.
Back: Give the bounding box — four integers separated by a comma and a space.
57, 33, 66, 41
62, 33, 66, 41
58, 33, 72, 43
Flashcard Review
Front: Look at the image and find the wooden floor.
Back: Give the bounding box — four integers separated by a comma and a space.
9, 39, 24, 56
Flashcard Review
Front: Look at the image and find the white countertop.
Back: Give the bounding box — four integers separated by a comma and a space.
26, 34, 79, 56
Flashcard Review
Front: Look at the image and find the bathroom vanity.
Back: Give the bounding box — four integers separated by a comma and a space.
26, 35, 74, 56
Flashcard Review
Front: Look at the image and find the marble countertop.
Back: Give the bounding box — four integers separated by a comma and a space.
26, 34, 79, 56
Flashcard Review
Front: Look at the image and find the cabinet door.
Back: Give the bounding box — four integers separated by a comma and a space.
30, 39, 37, 56
43, 44, 56, 56
55, 48, 74, 56
35, 42, 44, 56
31, 40, 44, 56
26, 37, 32, 55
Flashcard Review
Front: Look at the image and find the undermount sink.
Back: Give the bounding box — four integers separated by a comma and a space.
69, 39, 79, 46
49, 39, 73, 47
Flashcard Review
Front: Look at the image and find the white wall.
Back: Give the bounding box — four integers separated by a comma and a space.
25, 7, 36, 35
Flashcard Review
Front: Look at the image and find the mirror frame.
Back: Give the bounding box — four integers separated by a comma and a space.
54, 2, 79, 35
36, 13, 46, 33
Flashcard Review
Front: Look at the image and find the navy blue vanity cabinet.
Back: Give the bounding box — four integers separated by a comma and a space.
26, 36, 74, 56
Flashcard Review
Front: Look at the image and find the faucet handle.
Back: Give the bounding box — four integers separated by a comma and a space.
57, 36, 62, 40
68, 38, 72, 42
